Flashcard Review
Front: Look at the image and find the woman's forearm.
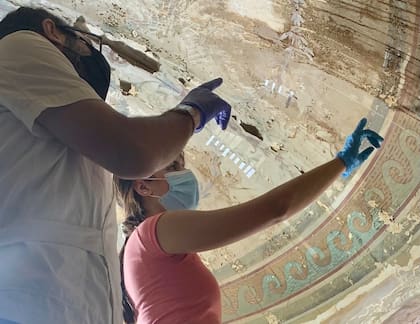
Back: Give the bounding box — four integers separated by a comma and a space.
263, 158, 346, 222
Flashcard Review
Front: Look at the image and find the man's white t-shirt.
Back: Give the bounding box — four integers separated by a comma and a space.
0, 31, 121, 324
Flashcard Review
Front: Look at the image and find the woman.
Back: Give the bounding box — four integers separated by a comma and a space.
115, 118, 383, 324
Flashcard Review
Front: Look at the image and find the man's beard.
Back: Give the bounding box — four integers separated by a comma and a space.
59, 36, 89, 80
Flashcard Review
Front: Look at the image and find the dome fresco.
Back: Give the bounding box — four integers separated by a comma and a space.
2, 1, 419, 322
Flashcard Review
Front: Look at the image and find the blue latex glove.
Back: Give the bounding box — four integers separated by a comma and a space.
180, 78, 232, 131
337, 118, 384, 178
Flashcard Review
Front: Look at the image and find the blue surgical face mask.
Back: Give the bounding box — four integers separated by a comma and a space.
159, 169, 200, 210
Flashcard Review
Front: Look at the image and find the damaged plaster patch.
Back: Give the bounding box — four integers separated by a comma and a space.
377, 209, 404, 234
306, 244, 420, 324
239, 121, 264, 141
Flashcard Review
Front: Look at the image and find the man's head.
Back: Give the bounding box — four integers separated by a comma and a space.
0, 7, 91, 55
0, 7, 111, 100
1, 7, 64, 41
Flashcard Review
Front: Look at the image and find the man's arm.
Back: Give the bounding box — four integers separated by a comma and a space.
36, 78, 230, 179
37, 99, 199, 179
0, 32, 230, 179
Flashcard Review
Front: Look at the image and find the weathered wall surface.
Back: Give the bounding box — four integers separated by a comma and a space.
2, 0, 420, 322
306, 0, 420, 116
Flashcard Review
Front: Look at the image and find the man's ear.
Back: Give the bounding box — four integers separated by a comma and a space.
41, 18, 66, 45
133, 180, 153, 197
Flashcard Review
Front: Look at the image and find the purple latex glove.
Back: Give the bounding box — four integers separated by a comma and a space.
180, 78, 231, 131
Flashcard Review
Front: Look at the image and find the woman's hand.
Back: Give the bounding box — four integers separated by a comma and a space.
337, 118, 384, 177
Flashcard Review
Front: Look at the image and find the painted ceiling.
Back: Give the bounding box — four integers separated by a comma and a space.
2, 0, 420, 323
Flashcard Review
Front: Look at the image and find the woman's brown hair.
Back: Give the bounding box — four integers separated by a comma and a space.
114, 176, 144, 324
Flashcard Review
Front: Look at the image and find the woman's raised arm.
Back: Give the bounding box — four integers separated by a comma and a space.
156, 118, 383, 254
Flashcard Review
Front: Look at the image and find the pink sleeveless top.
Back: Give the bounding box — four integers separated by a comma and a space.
123, 213, 221, 324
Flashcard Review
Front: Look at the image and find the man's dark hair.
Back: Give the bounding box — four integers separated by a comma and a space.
0, 7, 69, 40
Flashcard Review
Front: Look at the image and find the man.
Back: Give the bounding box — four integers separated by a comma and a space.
0, 6, 231, 324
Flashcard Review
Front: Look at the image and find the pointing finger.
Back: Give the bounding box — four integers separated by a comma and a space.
198, 78, 223, 91
354, 118, 367, 134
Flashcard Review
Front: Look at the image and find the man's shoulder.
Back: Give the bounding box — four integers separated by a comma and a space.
0, 30, 73, 72
0, 30, 57, 61
0, 30, 48, 47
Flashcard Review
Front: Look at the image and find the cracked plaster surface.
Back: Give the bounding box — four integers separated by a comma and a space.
2, 1, 420, 323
